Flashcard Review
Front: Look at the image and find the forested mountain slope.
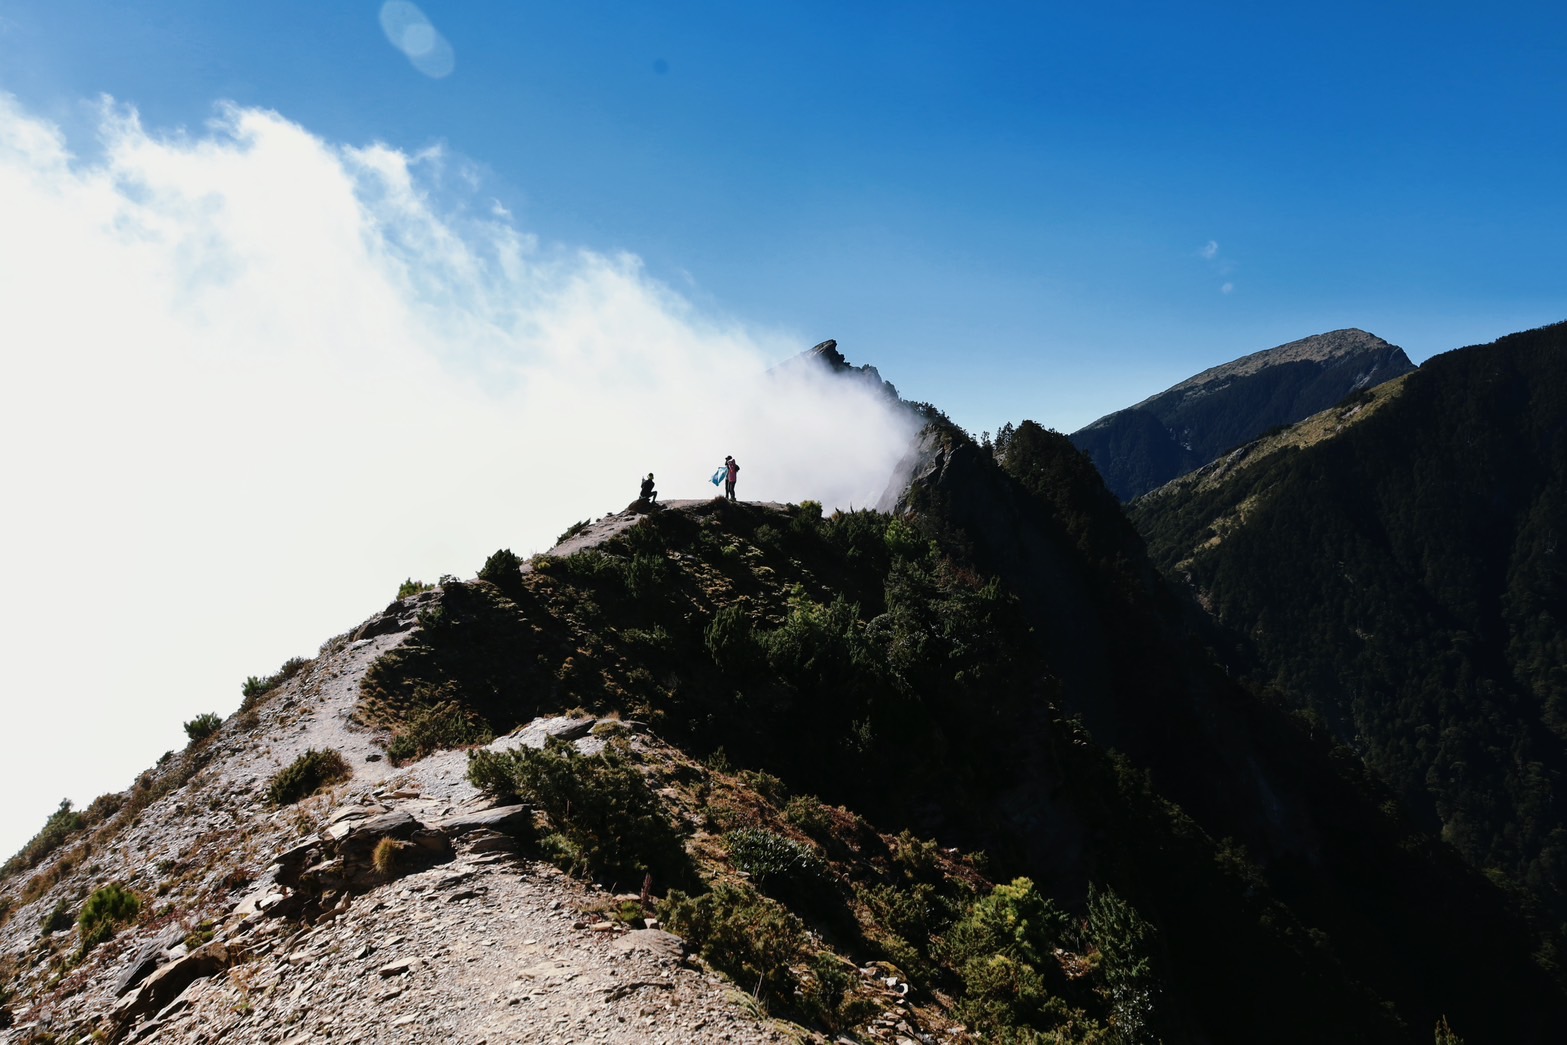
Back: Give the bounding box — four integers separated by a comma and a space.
1071, 328, 1414, 499
906, 417, 1566, 1042
1131, 320, 1567, 946
4, 341, 1564, 1044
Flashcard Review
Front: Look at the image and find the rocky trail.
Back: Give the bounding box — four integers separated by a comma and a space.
0, 580, 811, 1044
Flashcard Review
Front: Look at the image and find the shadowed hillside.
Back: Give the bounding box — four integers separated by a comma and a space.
1132, 320, 1567, 949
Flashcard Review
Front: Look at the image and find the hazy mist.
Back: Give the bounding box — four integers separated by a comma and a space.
0, 94, 921, 858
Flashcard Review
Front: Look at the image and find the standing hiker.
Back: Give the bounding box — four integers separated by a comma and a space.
723, 455, 739, 502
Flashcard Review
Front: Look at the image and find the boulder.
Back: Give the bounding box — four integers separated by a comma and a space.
113, 941, 232, 1041
111, 926, 186, 998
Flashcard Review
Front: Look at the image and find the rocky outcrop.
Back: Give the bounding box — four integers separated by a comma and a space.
349, 591, 437, 641
110, 941, 234, 1042
770, 338, 904, 401
1070, 328, 1415, 499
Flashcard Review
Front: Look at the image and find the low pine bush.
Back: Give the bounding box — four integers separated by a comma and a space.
478, 548, 525, 597
38, 898, 73, 935
183, 712, 223, 744
467, 739, 687, 884
660, 882, 806, 1012
726, 827, 824, 892
555, 519, 591, 545
944, 877, 1081, 1039
386, 697, 493, 765
1, 799, 82, 881
266, 748, 351, 806
78, 883, 139, 954
241, 656, 311, 709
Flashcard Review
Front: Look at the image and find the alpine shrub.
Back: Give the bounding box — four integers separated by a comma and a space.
945, 878, 1073, 1037
1085, 884, 1162, 1043
466, 739, 687, 883
38, 898, 73, 935
386, 698, 493, 765
1, 799, 83, 881
705, 604, 760, 676
241, 656, 311, 708
660, 882, 805, 1011
183, 713, 223, 744
266, 748, 351, 806
555, 519, 591, 545
478, 548, 525, 596
78, 884, 139, 954
725, 827, 824, 891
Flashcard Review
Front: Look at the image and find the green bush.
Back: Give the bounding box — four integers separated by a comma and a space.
705, 604, 760, 676
183, 712, 223, 744
958, 954, 1051, 1040
950, 877, 1068, 970
783, 794, 832, 839
1085, 884, 1162, 1043
386, 696, 493, 765
791, 500, 824, 536
266, 748, 351, 806
624, 552, 670, 602
800, 951, 874, 1033
241, 656, 311, 708
1, 799, 83, 881
560, 549, 619, 580
943, 878, 1075, 1038
660, 882, 805, 1011
466, 739, 687, 884
478, 548, 525, 595
466, 747, 518, 798
753, 523, 784, 548
726, 827, 824, 891
78, 883, 139, 954
397, 578, 433, 598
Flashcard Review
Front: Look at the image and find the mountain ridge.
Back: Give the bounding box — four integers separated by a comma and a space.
1070, 328, 1415, 500
3, 341, 1564, 1044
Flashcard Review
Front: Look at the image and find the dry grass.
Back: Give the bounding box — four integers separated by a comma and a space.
372, 837, 413, 877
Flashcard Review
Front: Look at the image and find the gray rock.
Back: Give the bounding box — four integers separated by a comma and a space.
431, 804, 530, 835
112, 925, 186, 997
610, 929, 687, 962
113, 941, 232, 1041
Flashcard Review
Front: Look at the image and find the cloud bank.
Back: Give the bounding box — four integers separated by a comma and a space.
0, 94, 919, 856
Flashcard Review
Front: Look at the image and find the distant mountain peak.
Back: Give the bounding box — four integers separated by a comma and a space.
1160, 328, 1400, 399
1070, 328, 1415, 499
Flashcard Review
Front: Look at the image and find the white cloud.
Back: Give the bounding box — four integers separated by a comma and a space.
1199, 239, 1219, 260
0, 94, 919, 857
1220, 281, 1235, 294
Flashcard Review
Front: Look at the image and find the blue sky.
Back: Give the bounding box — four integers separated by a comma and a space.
0, 1, 1563, 857
7, 1, 1564, 430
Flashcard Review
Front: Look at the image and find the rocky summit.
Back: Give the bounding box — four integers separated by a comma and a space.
1069, 327, 1414, 499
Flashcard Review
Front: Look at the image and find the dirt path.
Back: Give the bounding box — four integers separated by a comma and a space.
0, 595, 806, 1044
